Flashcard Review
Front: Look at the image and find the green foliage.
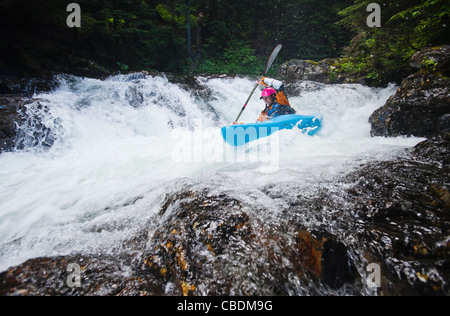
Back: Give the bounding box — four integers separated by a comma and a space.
2, 0, 447, 80
0, 0, 354, 75
278, 0, 352, 61
156, 4, 196, 26
117, 62, 129, 72
199, 40, 265, 75
421, 57, 439, 72
337, 0, 450, 84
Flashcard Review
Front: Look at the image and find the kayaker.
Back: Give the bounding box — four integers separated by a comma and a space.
257, 77, 296, 122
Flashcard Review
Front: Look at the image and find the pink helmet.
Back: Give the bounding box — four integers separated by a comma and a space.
261, 87, 277, 99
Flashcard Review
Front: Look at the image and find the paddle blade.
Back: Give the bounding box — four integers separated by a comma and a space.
264, 44, 282, 75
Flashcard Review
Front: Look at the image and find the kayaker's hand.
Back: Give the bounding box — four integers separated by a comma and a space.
232, 121, 238, 125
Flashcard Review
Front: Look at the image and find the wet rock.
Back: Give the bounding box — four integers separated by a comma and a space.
0, 164, 447, 295
0, 75, 59, 96
138, 190, 256, 296
68, 58, 113, 80
413, 133, 450, 167
279, 59, 333, 84
0, 74, 61, 154
0, 96, 24, 153
165, 73, 213, 101
0, 95, 57, 153
369, 72, 450, 137
283, 81, 326, 97
0, 255, 164, 296
370, 46, 450, 138
410, 46, 450, 76
260, 134, 450, 295
278, 58, 374, 86
342, 141, 450, 295
293, 230, 357, 289
139, 188, 359, 295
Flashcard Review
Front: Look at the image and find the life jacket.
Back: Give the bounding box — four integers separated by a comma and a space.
258, 77, 294, 122
258, 101, 296, 122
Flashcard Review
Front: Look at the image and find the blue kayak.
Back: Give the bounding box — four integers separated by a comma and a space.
221, 114, 321, 147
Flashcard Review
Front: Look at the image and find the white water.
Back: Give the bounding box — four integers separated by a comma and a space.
0, 74, 423, 272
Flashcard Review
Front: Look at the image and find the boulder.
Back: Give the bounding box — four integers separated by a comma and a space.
138, 189, 357, 296
369, 73, 449, 138
279, 59, 333, 84
410, 46, 450, 76
0, 255, 164, 296
370, 46, 450, 138
413, 132, 450, 166
343, 139, 450, 295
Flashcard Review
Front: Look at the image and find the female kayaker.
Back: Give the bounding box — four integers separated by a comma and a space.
256, 77, 296, 122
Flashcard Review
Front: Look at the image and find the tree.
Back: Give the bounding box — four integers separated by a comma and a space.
337, 0, 450, 84
278, 0, 353, 60
3, 0, 405, 76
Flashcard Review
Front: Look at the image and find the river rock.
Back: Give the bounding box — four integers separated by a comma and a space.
137, 187, 357, 296
0, 96, 56, 154
0, 96, 25, 153
0, 158, 447, 296
369, 46, 450, 138
413, 132, 450, 167
279, 59, 333, 84
369, 72, 450, 138
342, 139, 450, 295
0, 73, 61, 154
0, 255, 166, 296
165, 73, 214, 101
410, 46, 450, 76
0, 75, 59, 96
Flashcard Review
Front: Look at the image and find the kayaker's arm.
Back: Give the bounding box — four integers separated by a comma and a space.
259, 77, 283, 91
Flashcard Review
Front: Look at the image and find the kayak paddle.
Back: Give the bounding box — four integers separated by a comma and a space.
233, 44, 282, 124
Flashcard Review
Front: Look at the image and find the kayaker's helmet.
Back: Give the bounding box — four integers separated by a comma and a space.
261, 87, 277, 99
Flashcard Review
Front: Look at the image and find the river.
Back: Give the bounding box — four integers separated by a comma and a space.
0, 74, 423, 275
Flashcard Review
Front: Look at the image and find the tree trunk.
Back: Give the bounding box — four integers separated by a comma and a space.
186, 0, 192, 60
196, 12, 203, 61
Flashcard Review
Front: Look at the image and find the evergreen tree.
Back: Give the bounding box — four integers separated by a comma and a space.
337, 0, 449, 84
279, 0, 352, 60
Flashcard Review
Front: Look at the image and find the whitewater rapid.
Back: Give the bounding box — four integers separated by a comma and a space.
0, 74, 423, 271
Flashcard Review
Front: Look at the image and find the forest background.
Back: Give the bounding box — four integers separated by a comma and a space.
0, 0, 448, 85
